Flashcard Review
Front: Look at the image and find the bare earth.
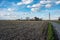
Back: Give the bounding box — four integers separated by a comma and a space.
0, 21, 48, 40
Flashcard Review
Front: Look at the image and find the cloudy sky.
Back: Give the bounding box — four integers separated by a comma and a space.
0, 0, 60, 20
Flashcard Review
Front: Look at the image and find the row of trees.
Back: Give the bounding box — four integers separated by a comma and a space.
34, 17, 42, 21
17, 17, 60, 21
17, 17, 42, 21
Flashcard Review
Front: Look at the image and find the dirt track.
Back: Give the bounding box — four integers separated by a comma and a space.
0, 21, 48, 40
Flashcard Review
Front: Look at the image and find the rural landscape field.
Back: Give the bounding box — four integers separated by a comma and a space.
0, 21, 48, 40
0, 0, 60, 40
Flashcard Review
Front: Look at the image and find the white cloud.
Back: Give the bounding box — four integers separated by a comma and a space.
27, 0, 52, 12
27, 5, 31, 8
22, 0, 33, 4
31, 4, 41, 12
40, 1, 51, 4
17, 2, 23, 6
27, 3, 42, 8
0, 14, 4, 16
10, 16, 17, 18
0, 8, 18, 20
40, 1, 46, 4
56, 1, 60, 5
7, 8, 15, 11
45, 4, 52, 8
31, 8, 39, 12
17, 0, 33, 5
27, 3, 42, 12
32, 3, 41, 8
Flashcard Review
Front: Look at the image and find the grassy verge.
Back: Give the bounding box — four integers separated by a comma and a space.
47, 23, 55, 40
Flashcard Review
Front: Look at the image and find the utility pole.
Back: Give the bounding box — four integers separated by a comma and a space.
49, 12, 50, 21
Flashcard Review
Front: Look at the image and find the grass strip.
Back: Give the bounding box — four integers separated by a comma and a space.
47, 23, 55, 40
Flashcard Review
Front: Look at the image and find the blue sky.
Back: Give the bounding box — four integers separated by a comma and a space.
0, 0, 60, 20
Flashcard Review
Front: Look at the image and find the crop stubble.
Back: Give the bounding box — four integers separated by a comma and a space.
0, 21, 48, 40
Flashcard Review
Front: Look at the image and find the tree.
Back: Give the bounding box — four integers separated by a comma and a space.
58, 17, 60, 21
17, 19, 20, 21
34, 17, 40, 21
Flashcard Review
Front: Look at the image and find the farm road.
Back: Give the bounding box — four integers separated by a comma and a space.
51, 22, 60, 40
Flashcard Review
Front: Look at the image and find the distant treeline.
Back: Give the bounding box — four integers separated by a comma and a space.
17, 17, 42, 21
17, 17, 60, 21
